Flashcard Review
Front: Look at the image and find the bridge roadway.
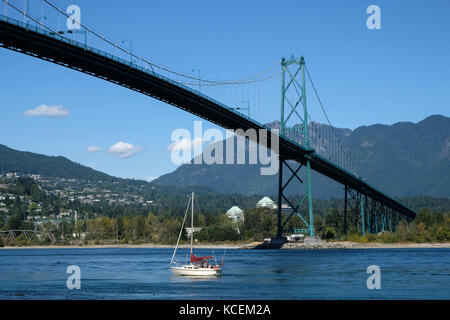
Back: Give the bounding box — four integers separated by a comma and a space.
0, 17, 415, 219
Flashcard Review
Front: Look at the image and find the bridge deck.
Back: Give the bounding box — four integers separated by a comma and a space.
0, 16, 415, 219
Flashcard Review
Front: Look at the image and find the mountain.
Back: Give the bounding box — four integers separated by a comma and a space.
0, 144, 258, 215
0, 144, 112, 182
153, 115, 450, 198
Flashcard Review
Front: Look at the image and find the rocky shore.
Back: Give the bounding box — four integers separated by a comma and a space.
281, 241, 450, 249
1, 241, 449, 250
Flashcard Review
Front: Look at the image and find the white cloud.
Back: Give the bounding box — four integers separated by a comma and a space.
24, 104, 70, 118
86, 146, 101, 153
108, 141, 142, 158
167, 137, 203, 152
146, 176, 159, 182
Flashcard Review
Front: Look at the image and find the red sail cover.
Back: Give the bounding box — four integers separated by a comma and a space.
190, 253, 213, 263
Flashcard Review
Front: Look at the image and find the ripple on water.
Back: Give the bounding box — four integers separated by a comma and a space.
0, 247, 448, 299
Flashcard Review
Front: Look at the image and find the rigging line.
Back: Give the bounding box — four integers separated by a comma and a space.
305, 65, 358, 174
175, 69, 283, 86
40, 0, 279, 84
306, 112, 333, 161
170, 195, 191, 265
305, 65, 332, 128
2, 0, 60, 35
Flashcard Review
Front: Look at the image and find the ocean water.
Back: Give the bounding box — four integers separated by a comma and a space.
0, 248, 448, 300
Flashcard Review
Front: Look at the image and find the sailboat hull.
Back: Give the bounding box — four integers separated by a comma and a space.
170, 265, 222, 277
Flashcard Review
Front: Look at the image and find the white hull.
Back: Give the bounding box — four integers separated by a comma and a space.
170, 265, 222, 277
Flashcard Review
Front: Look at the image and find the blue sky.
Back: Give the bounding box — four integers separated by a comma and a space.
1, 0, 449, 181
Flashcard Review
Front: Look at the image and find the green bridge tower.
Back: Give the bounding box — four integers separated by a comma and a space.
276, 56, 315, 240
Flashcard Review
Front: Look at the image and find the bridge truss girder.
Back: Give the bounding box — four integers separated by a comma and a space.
344, 186, 411, 235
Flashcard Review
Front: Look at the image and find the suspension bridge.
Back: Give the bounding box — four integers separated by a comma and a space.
0, 0, 416, 243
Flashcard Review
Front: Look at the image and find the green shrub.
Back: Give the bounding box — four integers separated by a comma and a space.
435, 227, 450, 242
322, 227, 336, 240
380, 232, 399, 243
367, 233, 378, 242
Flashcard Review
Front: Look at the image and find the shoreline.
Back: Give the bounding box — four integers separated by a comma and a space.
1, 241, 449, 250
281, 241, 450, 249
0, 243, 257, 250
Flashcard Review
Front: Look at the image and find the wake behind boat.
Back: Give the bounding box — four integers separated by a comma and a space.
170, 192, 224, 277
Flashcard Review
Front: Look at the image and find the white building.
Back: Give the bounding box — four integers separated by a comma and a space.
287, 234, 304, 242
256, 197, 277, 210
225, 206, 244, 223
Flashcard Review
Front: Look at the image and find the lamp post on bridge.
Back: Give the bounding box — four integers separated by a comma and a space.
231, 100, 251, 117
192, 69, 201, 93
24, 0, 29, 26
121, 40, 133, 66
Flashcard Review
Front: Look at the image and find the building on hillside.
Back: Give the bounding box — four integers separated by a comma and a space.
256, 196, 277, 210
225, 206, 244, 223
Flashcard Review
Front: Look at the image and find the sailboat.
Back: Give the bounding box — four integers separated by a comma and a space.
170, 192, 223, 277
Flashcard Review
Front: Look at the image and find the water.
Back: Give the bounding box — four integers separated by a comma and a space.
0, 248, 448, 300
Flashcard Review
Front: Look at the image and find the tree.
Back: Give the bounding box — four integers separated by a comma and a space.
325, 209, 343, 234
196, 226, 239, 242
322, 227, 337, 240
74, 220, 85, 238
29, 202, 37, 211
134, 216, 146, 239
116, 216, 125, 240
241, 208, 277, 240
415, 208, 433, 227
6, 214, 23, 230
157, 217, 182, 243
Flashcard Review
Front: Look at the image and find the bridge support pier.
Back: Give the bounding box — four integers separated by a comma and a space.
344, 185, 348, 234
344, 186, 406, 236
360, 194, 366, 235
275, 158, 314, 238
276, 156, 284, 238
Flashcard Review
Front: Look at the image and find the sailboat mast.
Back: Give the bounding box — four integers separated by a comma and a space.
191, 191, 194, 255
170, 194, 191, 265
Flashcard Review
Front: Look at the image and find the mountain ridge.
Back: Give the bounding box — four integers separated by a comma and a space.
0, 144, 114, 182
1, 115, 448, 199
153, 115, 450, 198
